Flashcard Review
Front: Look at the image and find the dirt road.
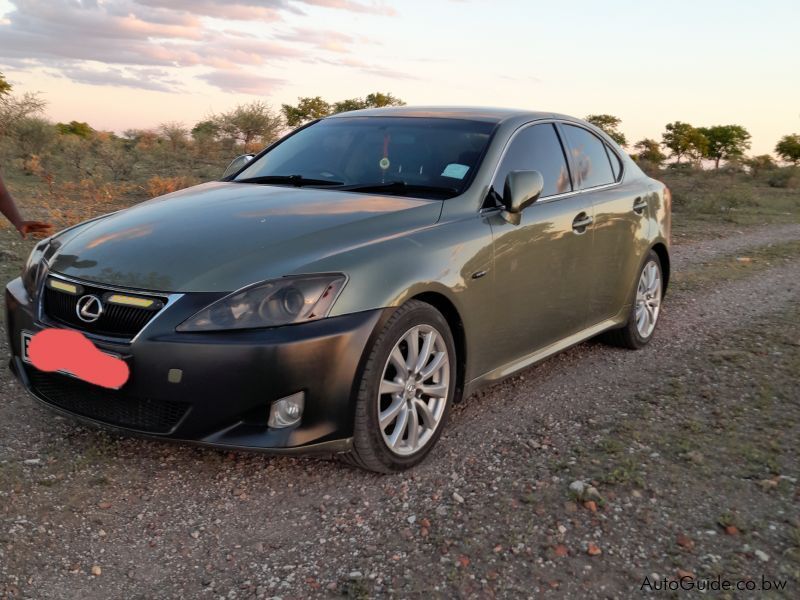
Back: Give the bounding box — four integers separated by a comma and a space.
1, 224, 798, 599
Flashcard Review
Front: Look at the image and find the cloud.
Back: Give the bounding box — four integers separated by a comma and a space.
302, 0, 395, 15
0, 0, 402, 94
137, 0, 395, 19
53, 66, 183, 93
275, 27, 374, 53
315, 56, 417, 80
199, 70, 285, 95
136, 0, 289, 22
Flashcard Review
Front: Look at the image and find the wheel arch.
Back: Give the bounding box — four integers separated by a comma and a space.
650, 242, 670, 293
411, 291, 467, 403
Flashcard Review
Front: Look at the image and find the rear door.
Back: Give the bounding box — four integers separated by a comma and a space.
560, 124, 648, 325
486, 123, 595, 370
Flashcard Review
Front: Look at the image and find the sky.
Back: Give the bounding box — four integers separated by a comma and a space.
1, 0, 798, 155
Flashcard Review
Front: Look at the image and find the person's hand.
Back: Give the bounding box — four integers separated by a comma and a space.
17, 220, 54, 239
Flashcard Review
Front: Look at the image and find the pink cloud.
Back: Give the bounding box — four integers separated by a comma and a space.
199, 70, 286, 95
0, 0, 404, 94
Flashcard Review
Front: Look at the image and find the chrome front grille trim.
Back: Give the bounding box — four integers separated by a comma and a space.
39, 273, 184, 344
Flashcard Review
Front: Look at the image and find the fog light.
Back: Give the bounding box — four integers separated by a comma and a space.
268, 391, 305, 428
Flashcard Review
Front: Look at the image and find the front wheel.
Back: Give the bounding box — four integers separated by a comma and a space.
342, 300, 456, 473
602, 250, 664, 349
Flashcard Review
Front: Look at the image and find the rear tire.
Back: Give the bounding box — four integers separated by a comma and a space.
602, 250, 663, 350
341, 300, 456, 473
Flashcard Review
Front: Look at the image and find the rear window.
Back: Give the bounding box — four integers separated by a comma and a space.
605, 144, 623, 181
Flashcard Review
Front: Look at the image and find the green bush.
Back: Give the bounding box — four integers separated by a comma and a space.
666, 162, 702, 175
767, 167, 800, 189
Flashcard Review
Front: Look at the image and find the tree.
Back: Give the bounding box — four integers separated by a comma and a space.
159, 121, 189, 152
56, 120, 94, 138
696, 125, 751, 169
281, 96, 331, 128
190, 119, 221, 159
93, 133, 137, 180
661, 121, 707, 164
57, 134, 96, 178
775, 134, 800, 165
744, 154, 776, 177
215, 101, 283, 151
191, 119, 220, 142
633, 138, 666, 165
123, 129, 161, 152
0, 71, 11, 97
11, 117, 56, 158
332, 98, 368, 114
0, 90, 46, 137
280, 92, 406, 128
332, 92, 405, 115
585, 114, 627, 146
363, 92, 405, 108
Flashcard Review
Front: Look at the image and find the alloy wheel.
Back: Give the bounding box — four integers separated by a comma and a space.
634, 260, 662, 339
377, 325, 450, 456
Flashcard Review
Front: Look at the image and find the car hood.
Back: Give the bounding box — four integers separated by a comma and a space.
48, 181, 442, 292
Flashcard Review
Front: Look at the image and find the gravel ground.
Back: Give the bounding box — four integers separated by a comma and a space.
1, 225, 799, 599
669, 223, 800, 271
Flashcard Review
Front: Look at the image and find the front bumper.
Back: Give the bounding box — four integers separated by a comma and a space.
5, 276, 387, 453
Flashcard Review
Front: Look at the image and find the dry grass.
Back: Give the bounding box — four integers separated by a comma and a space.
145, 175, 198, 198
659, 169, 800, 237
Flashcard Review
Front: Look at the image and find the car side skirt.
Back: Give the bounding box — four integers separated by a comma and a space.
464, 314, 626, 397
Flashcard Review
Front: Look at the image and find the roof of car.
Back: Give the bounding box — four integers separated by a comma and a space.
326, 105, 569, 124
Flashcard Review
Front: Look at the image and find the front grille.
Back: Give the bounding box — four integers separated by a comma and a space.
28, 369, 190, 434
43, 280, 166, 339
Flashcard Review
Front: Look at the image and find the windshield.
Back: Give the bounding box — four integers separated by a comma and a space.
235, 117, 496, 198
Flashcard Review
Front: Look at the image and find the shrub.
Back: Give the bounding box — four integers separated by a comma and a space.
767, 167, 800, 189
11, 116, 56, 158
667, 162, 701, 174
635, 159, 662, 177
22, 154, 43, 175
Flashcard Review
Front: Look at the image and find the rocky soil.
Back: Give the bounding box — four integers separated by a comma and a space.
1, 223, 799, 599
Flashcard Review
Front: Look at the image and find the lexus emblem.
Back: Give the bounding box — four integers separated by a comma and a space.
76, 295, 104, 323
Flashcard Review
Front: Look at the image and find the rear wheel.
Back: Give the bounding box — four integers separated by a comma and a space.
342, 300, 455, 473
602, 250, 663, 349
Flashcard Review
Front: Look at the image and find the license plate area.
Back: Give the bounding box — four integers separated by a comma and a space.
21, 329, 126, 389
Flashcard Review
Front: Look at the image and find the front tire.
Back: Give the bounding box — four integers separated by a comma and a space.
602, 250, 664, 349
342, 300, 456, 473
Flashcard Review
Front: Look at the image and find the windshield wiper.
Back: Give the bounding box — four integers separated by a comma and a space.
236, 175, 344, 187
334, 181, 460, 198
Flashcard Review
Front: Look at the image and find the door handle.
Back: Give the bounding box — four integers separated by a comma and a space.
632, 197, 648, 214
572, 212, 593, 233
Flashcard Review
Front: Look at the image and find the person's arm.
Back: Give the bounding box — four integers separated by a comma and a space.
0, 172, 53, 238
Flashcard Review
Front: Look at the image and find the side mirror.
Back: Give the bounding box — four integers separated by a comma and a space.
502, 170, 544, 224
222, 154, 255, 179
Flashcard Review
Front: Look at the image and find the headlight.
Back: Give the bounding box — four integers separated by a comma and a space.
21, 238, 51, 297
177, 274, 346, 332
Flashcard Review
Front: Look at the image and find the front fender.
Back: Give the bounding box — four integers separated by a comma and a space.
302, 214, 496, 381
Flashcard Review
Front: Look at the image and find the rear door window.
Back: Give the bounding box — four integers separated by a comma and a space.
562, 125, 615, 189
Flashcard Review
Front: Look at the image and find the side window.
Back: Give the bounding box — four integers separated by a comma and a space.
605, 144, 623, 181
562, 125, 615, 189
491, 123, 572, 200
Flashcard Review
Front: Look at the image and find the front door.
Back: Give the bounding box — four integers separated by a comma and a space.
485, 123, 596, 372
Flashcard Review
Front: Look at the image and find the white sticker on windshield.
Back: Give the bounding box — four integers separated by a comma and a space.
441, 163, 470, 179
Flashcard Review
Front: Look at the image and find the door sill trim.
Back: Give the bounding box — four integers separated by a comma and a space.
465, 316, 625, 395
